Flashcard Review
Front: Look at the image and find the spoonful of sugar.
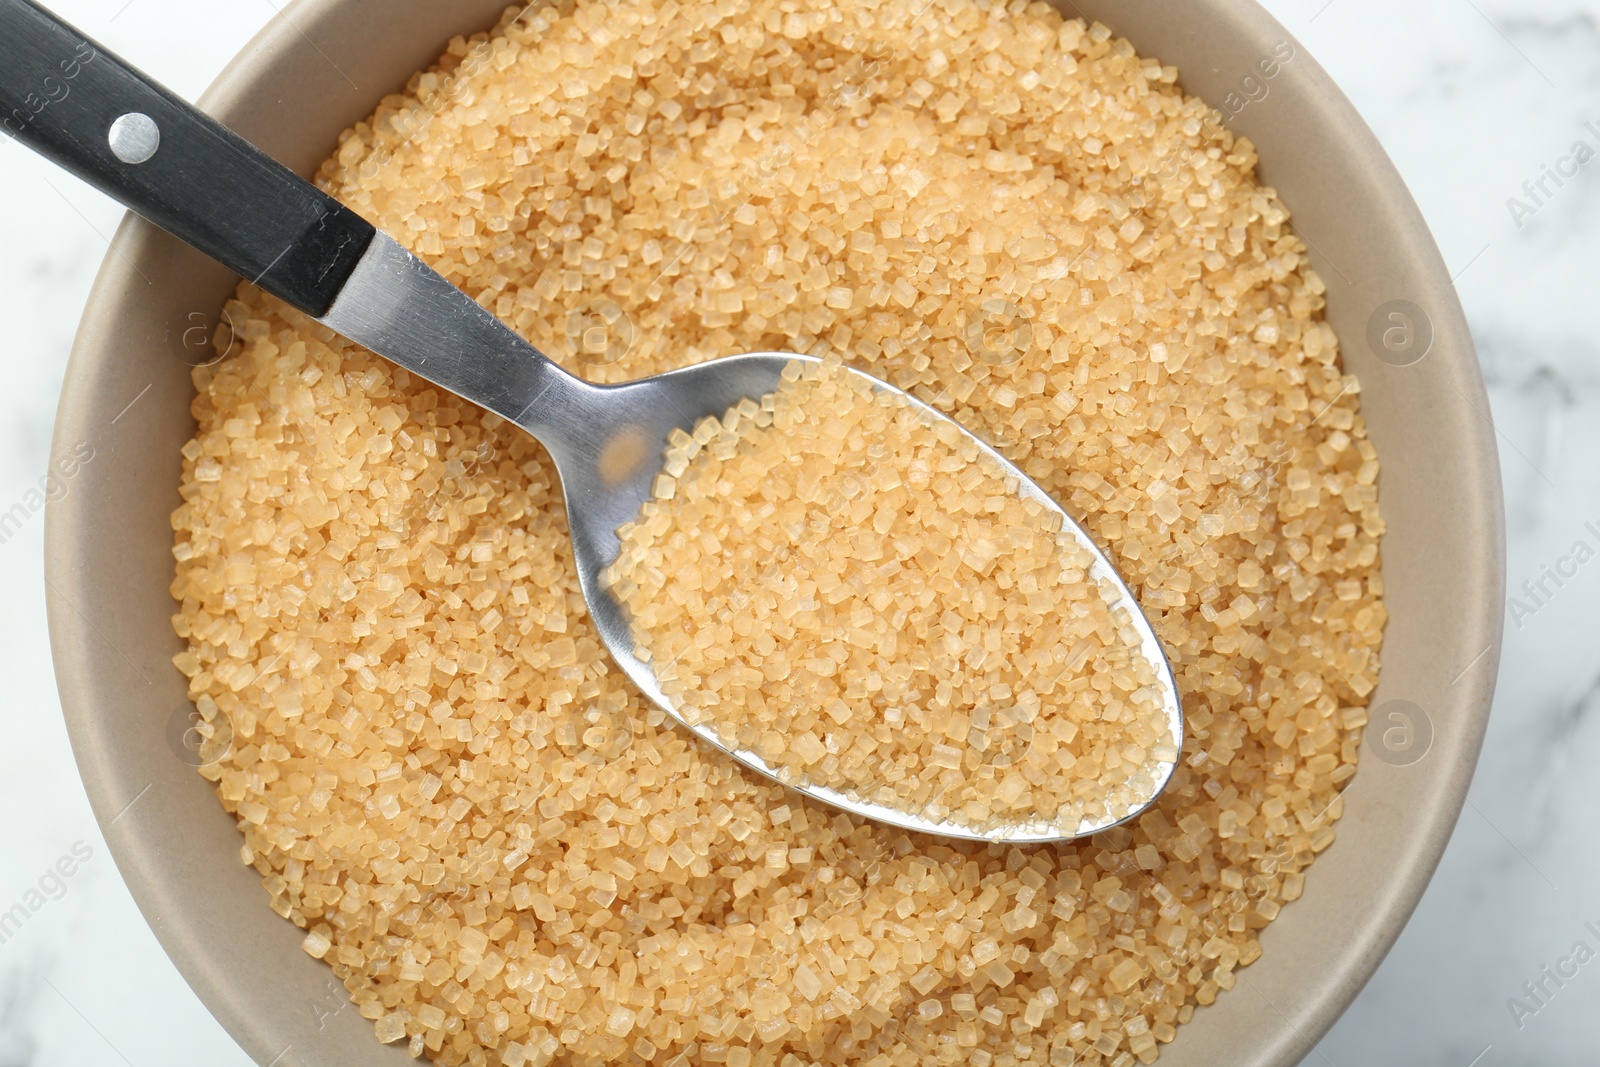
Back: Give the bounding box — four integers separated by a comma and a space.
605, 356, 1181, 842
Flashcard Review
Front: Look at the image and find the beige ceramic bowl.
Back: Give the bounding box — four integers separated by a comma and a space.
45, 0, 1504, 1063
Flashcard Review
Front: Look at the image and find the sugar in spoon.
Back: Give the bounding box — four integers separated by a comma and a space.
0, 0, 1182, 843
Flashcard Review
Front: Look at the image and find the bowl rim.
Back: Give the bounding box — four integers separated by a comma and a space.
43, 0, 1505, 1063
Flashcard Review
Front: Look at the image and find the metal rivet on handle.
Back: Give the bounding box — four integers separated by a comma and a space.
108, 112, 160, 164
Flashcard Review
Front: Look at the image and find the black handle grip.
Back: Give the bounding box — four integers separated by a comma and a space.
0, 0, 374, 316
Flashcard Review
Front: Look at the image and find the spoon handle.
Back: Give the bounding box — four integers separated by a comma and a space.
1, 0, 577, 432
0, 0, 375, 316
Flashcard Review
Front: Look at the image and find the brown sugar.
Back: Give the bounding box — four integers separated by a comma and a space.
170, 0, 1386, 1063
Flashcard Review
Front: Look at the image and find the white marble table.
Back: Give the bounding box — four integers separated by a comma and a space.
0, 0, 1592, 1063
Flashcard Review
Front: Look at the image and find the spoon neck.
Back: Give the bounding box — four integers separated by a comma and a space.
507, 361, 607, 448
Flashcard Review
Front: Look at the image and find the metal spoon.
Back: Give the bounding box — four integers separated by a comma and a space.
1, 0, 1182, 843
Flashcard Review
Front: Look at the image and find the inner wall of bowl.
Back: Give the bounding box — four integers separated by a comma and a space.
45, 1, 1502, 1065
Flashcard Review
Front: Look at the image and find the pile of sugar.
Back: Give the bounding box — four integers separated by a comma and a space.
607, 357, 1176, 834
170, 1, 1386, 1064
